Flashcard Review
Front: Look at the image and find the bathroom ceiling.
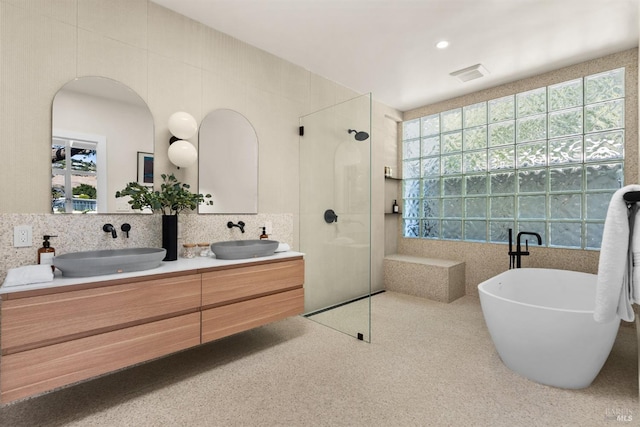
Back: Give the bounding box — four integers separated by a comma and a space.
151, 0, 639, 112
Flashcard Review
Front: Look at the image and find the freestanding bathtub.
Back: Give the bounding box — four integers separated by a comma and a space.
478, 268, 620, 389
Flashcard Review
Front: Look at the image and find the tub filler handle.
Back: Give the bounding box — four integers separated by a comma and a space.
508, 228, 542, 269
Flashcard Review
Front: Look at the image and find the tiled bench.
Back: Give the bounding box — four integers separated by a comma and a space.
383, 254, 465, 303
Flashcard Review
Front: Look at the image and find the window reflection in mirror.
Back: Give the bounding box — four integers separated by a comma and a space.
51, 77, 154, 214
198, 109, 258, 214
52, 134, 102, 213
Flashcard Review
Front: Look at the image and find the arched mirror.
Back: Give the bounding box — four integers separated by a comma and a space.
198, 109, 258, 214
51, 77, 154, 214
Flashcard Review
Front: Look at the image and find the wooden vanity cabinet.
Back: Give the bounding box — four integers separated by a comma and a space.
0, 256, 304, 403
0, 274, 202, 403
201, 259, 304, 343
1, 312, 201, 403
1, 274, 202, 354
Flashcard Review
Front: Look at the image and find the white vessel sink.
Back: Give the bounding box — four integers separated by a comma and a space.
210, 240, 278, 260
53, 247, 166, 277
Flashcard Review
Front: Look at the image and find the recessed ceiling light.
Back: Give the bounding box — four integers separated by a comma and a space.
436, 40, 449, 49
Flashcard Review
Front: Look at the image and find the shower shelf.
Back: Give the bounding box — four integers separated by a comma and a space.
384, 176, 402, 181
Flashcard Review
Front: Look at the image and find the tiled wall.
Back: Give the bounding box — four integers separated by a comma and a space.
0, 0, 401, 287
0, 212, 293, 282
400, 49, 638, 296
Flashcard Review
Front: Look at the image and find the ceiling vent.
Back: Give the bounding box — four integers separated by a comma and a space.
450, 64, 489, 82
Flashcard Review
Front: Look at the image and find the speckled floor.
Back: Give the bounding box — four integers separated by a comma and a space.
0, 292, 637, 426
306, 294, 372, 342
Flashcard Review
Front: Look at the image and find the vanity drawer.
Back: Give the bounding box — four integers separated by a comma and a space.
1, 274, 201, 354
201, 259, 303, 308
201, 287, 304, 344
1, 312, 201, 403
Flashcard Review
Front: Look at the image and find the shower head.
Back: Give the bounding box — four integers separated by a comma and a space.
348, 129, 369, 141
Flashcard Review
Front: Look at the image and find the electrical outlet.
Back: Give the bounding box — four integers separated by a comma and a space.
264, 221, 273, 235
14, 225, 33, 247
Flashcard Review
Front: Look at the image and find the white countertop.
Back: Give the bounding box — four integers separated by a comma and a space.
0, 251, 304, 295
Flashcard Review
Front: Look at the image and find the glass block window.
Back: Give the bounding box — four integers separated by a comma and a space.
401, 68, 625, 249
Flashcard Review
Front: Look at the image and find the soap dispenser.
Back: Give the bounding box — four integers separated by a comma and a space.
260, 227, 269, 240
38, 235, 57, 265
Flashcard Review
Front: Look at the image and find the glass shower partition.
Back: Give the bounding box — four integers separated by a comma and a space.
299, 93, 371, 342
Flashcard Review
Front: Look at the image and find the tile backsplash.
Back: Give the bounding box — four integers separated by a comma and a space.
0, 213, 293, 282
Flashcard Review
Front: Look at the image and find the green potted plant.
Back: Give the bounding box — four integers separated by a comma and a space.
116, 173, 212, 261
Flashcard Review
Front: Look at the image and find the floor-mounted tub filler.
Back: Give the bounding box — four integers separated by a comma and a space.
478, 268, 620, 389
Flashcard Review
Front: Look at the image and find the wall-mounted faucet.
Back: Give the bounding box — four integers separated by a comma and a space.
508, 228, 542, 268
121, 223, 131, 238
227, 221, 246, 233
324, 209, 338, 224
103, 223, 117, 238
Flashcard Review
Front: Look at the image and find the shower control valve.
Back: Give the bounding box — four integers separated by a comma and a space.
324, 209, 338, 224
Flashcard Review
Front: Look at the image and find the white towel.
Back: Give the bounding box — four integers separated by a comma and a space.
594, 184, 640, 323
275, 242, 290, 252
3, 265, 54, 287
